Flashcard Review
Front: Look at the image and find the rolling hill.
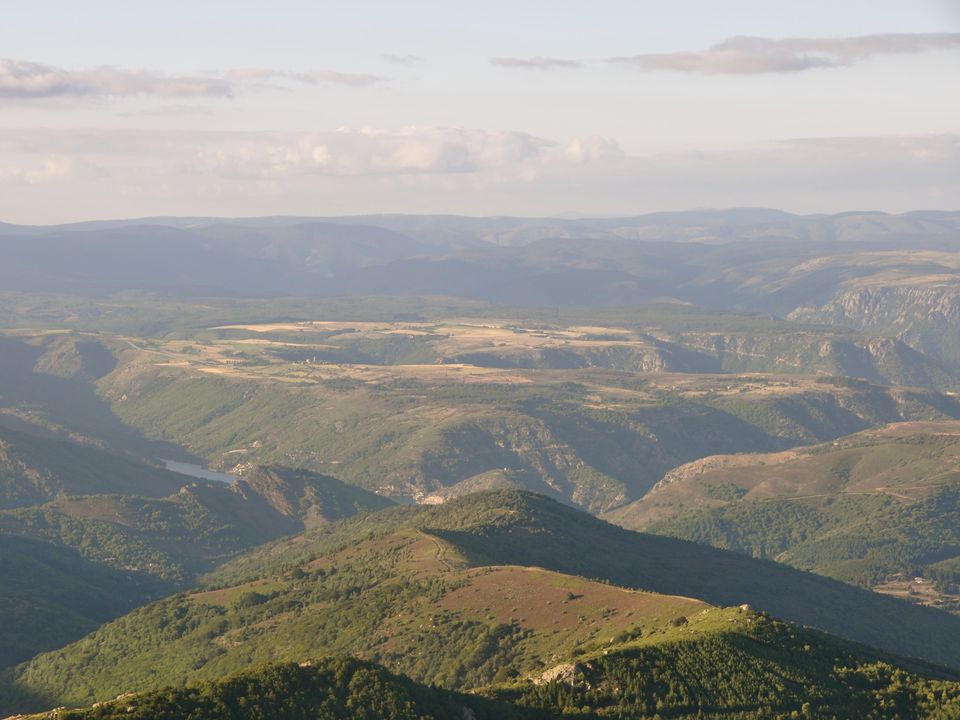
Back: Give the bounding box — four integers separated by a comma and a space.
605, 422, 960, 598
6, 491, 960, 714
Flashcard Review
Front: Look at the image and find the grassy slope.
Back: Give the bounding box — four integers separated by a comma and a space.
7, 491, 960, 713
604, 422, 960, 590
417, 492, 960, 669
1, 523, 704, 708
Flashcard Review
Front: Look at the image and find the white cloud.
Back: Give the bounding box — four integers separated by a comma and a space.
0, 129, 955, 220
610, 33, 960, 74
0, 155, 77, 185
191, 127, 564, 178
560, 137, 624, 163
0, 58, 385, 99
0, 59, 233, 99
382, 54, 425, 66
492, 33, 960, 75
490, 57, 583, 70
117, 104, 215, 118
222, 68, 384, 88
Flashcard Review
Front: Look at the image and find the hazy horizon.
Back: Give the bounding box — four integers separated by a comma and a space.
4, 205, 960, 230
1, 0, 958, 223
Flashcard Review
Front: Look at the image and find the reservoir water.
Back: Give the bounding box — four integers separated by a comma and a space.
161, 459, 236, 484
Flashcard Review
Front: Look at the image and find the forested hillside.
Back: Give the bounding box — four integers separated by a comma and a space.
18, 648, 960, 720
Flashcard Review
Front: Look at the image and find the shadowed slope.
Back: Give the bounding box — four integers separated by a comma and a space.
418, 491, 960, 669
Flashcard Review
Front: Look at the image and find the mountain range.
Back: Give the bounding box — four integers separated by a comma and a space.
2, 209, 960, 718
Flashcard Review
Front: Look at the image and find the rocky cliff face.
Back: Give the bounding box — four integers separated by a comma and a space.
443, 329, 958, 388
443, 338, 717, 373
672, 331, 958, 389
788, 285, 960, 371
790, 285, 960, 328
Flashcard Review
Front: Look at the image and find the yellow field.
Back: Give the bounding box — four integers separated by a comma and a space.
109, 317, 867, 405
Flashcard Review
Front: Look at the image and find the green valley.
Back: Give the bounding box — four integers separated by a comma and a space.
67, 319, 960, 514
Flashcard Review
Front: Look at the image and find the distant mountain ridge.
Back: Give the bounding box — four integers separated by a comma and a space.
6, 207, 958, 245
4, 210, 959, 374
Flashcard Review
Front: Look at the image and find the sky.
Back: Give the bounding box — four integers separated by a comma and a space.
0, 0, 958, 223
